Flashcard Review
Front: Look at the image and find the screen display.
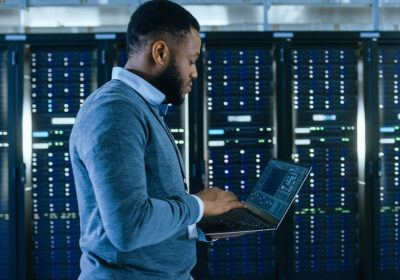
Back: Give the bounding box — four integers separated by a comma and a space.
247, 160, 309, 219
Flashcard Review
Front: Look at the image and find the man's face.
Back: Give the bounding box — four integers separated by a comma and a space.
155, 28, 201, 106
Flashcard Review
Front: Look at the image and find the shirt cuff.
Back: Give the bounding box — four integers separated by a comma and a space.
197, 227, 217, 243
187, 224, 199, 239
191, 194, 204, 223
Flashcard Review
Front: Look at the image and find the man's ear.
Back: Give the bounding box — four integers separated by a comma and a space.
151, 40, 170, 68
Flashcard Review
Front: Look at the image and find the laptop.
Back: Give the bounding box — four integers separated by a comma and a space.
197, 159, 311, 236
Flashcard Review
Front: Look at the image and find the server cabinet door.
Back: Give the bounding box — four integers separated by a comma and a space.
29, 46, 98, 280
290, 45, 361, 280
203, 43, 277, 280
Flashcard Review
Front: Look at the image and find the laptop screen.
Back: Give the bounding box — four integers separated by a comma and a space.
246, 159, 310, 220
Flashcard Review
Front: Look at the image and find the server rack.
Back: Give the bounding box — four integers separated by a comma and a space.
26, 34, 102, 280
289, 34, 362, 280
202, 33, 277, 280
375, 34, 400, 280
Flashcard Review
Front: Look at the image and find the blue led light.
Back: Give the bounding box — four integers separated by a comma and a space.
380, 127, 395, 133
33, 131, 49, 138
208, 129, 225, 135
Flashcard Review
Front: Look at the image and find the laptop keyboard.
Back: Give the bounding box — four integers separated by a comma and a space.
218, 208, 272, 230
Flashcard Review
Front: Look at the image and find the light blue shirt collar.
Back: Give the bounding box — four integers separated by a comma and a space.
112, 67, 169, 116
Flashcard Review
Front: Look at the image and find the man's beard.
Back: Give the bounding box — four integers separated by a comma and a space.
154, 57, 185, 106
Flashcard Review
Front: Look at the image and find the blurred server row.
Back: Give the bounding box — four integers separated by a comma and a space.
0, 32, 399, 280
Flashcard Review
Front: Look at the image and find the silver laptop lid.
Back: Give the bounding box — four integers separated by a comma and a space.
244, 159, 311, 227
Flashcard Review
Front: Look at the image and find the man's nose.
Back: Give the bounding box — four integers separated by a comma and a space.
190, 67, 198, 79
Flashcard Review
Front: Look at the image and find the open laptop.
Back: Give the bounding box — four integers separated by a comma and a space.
198, 159, 311, 236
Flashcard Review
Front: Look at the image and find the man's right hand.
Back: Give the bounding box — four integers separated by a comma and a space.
195, 187, 244, 217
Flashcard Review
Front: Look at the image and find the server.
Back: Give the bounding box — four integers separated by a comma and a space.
204, 45, 276, 279
291, 46, 359, 278
0, 48, 9, 280
30, 47, 97, 279
378, 46, 400, 274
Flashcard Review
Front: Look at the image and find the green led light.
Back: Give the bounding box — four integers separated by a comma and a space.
311, 126, 324, 131
258, 139, 265, 143
235, 140, 239, 143
236, 128, 240, 132
320, 138, 326, 142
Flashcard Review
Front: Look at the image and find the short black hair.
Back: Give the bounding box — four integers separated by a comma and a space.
126, 0, 200, 55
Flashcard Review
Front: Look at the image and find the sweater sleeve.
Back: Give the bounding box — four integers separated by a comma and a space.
76, 93, 200, 252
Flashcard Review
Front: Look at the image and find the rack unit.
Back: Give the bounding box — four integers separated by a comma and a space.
203, 35, 276, 279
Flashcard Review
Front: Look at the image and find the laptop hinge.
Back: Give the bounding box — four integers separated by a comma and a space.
244, 201, 280, 226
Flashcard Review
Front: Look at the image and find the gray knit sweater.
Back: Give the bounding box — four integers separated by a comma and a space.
69, 79, 200, 280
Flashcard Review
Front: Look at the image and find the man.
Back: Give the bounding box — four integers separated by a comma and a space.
69, 1, 243, 279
